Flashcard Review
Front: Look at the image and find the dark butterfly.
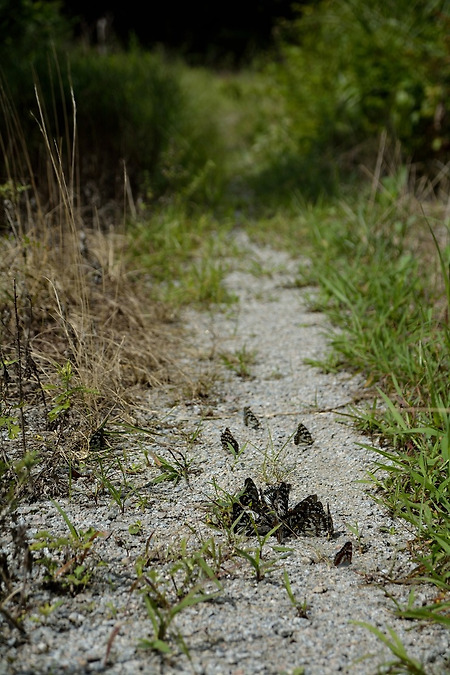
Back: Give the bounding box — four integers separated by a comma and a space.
240, 477, 262, 510
221, 427, 239, 455
262, 482, 291, 519
285, 495, 334, 538
232, 478, 264, 534
231, 501, 255, 534
233, 478, 333, 541
243, 406, 260, 429
90, 427, 106, 451
293, 423, 313, 446
334, 541, 352, 567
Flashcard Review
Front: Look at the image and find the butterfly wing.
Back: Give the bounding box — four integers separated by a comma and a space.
285, 495, 333, 537
243, 406, 260, 429
240, 477, 262, 509
293, 423, 313, 446
334, 541, 352, 566
221, 427, 240, 454
263, 482, 291, 518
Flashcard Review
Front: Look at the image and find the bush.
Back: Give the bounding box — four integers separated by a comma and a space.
270, 0, 450, 178
1, 9, 226, 206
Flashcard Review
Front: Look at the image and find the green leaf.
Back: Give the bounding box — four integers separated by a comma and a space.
50, 499, 79, 540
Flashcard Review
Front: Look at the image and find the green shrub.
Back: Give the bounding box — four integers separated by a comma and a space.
1, 34, 226, 205
270, 0, 450, 179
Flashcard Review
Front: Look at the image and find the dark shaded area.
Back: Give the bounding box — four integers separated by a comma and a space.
61, 0, 298, 65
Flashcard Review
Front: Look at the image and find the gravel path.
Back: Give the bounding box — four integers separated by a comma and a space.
1, 234, 448, 674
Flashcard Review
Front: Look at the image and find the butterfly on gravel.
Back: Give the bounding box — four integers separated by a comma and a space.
284, 494, 334, 539
293, 422, 314, 447
231, 501, 256, 534
221, 427, 240, 455
232, 477, 333, 541
239, 477, 262, 510
333, 541, 352, 567
243, 406, 260, 429
232, 478, 264, 534
262, 481, 291, 519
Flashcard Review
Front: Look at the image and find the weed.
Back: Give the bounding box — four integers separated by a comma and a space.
393, 588, 450, 627
353, 621, 428, 675
34, 600, 64, 622
283, 569, 310, 618
88, 454, 133, 513
260, 427, 294, 484
30, 501, 105, 595
234, 524, 282, 582
206, 479, 244, 545
151, 449, 197, 485
135, 538, 222, 655
345, 522, 366, 555
0, 409, 20, 441
45, 360, 99, 426
219, 344, 257, 378
129, 520, 144, 536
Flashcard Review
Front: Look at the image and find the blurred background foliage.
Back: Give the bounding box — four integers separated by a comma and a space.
0, 0, 449, 208
270, 0, 450, 182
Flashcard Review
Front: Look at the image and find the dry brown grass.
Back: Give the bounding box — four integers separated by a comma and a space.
0, 86, 189, 436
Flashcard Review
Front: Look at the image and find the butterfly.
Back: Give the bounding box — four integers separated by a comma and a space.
285, 495, 334, 538
232, 478, 265, 534
221, 427, 239, 455
293, 422, 313, 446
89, 427, 106, 451
333, 541, 352, 567
231, 501, 256, 534
243, 406, 260, 429
240, 477, 262, 510
262, 481, 291, 519
233, 478, 333, 541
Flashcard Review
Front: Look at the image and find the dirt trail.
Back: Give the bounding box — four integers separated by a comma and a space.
2, 234, 448, 675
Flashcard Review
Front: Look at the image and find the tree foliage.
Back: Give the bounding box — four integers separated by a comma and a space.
273, 0, 450, 171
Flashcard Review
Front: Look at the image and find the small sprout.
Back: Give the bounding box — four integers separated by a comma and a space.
283, 570, 310, 618
129, 521, 144, 536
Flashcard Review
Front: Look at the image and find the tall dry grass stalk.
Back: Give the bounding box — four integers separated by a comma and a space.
0, 79, 180, 427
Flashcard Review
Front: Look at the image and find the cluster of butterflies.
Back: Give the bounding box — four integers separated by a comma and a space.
232, 477, 333, 541
231, 477, 352, 566
221, 410, 314, 456
220, 410, 352, 565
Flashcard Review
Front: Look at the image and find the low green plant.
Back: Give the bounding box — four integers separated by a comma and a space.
353, 621, 428, 675
45, 361, 99, 424
206, 479, 243, 545
234, 524, 282, 582
89, 454, 134, 513
30, 500, 105, 594
392, 588, 450, 627
0, 451, 39, 516
297, 189, 450, 589
260, 427, 294, 484
127, 207, 235, 309
219, 344, 257, 378
0, 411, 20, 440
179, 419, 204, 449
345, 521, 365, 555
282, 569, 309, 618
129, 520, 144, 536
136, 538, 222, 655
151, 449, 197, 485
35, 600, 64, 621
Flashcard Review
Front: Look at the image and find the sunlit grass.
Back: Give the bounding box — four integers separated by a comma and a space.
280, 175, 450, 603
126, 206, 237, 308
